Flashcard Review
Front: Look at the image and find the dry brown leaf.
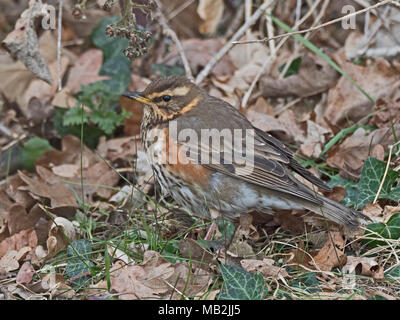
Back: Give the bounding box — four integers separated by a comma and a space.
2, 0, 53, 84
0, 229, 37, 258
161, 39, 235, 77
382, 206, 400, 223
343, 256, 384, 280
300, 120, 331, 158
16, 261, 35, 284
36, 135, 98, 169
97, 135, 142, 163
311, 231, 347, 271
241, 258, 289, 280
18, 170, 78, 208
47, 217, 76, 255
325, 51, 400, 126
109, 260, 172, 299
362, 203, 383, 220
261, 54, 339, 98
65, 49, 109, 94
327, 126, 400, 179
21, 55, 69, 114
0, 250, 20, 272
51, 88, 78, 109
197, 0, 224, 34
6, 204, 44, 236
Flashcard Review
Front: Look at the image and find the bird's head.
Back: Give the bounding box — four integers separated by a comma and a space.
123, 76, 204, 123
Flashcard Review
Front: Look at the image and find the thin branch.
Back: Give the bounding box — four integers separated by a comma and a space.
241, 0, 323, 108
57, 0, 63, 91
155, 0, 193, 80
373, 141, 400, 204
195, 0, 275, 85
233, 0, 394, 45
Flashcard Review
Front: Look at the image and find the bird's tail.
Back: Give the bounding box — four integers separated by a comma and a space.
303, 196, 372, 229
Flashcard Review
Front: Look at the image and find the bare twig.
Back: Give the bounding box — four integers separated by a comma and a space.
195, 0, 275, 85
233, 0, 394, 45
57, 0, 63, 91
373, 141, 400, 204
166, 0, 195, 22
241, 0, 322, 108
155, 0, 193, 80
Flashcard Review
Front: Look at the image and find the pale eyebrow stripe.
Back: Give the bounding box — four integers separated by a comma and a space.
147, 86, 191, 99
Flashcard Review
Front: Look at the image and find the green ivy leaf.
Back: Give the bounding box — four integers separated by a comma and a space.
22, 137, 52, 171
290, 272, 322, 293
218, 265, 267, 300
363, 212, 400, 247
356, 157, 399, 209
328, 157, 400, 210
66, 239, 94, 287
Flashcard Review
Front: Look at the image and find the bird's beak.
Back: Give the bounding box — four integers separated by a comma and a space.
122, 91, 152, 104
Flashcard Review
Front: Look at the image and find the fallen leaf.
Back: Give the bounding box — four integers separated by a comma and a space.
47, 217, 76, 255
65, 49, 110, 94
160, 39, 235, 77
0, 229, 38, 258
325, 51, 400, 126
2, 0, 53, 84
261, 54, 339, 98
311, 231, 347, 271
362, 203, 383, 220
241, 258, 289, 280
197, 0, 224, 34
327, 126, 400, 180
16, 261, 35, 284
300, 120, 331, 158
343, 256, 384, 280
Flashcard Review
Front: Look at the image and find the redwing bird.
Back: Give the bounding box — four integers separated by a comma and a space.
123, 76, 370, 230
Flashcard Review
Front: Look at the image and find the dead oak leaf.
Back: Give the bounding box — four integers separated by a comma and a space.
343, 256, 384, 280
311, 231, 347, 271
18, 170, 78, 208
241, 258, 289, 280
325, 51, 400, 126
65, 49, 110, 94
109, 260, 173, 299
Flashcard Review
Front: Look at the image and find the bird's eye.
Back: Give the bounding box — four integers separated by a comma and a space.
162, 95, 171, 102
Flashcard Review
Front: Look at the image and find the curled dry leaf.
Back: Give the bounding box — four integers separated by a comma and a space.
2, 0, 53, 84
47, 217, 76, 255
240, 258, 289, 280
343, 256, 384, 280
197, 0, 224, 34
